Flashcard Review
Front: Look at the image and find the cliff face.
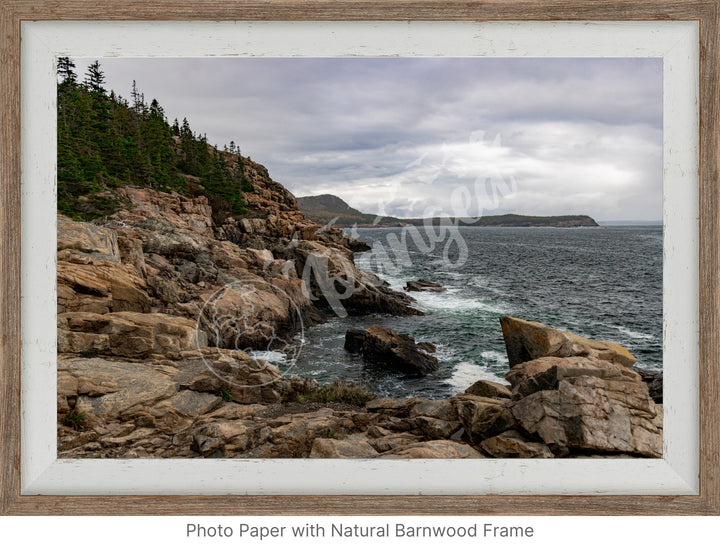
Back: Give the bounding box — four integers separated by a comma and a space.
56, 145, 659, 461
58, 154, 420, 354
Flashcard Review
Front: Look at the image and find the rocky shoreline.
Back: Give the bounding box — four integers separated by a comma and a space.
56, 155, 662, 460
58, 315, 662, 459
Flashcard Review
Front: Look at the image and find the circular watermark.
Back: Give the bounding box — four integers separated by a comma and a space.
195, 277, 305, 388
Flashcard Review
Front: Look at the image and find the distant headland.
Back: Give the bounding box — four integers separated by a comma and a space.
296, 194, 599, 228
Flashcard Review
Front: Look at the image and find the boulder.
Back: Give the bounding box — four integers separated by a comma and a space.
404, 279, 446, 293
181, 353, 283, 405
412, 417, 462, 440
380, 440, 485, 459
282, 239, 423, 317
116, 233, 147, 278
150, 390, 222, 419
243, 248, 274, 268
57, 214, 120, 262
57, 260, 150, 313
310, 437, 380, 458
480, 430, 554, 458
465, 379, 513, 399
566, 333, 638, 368
190, 420, 268, 457
367, 431, 422, 453
500, 316, 637, 368
344, 328, 365, 354
196, 277, 308, 350
417, 342, 437, 354
410, 398, 457, 421
500, 317, 573, 367
512, 373, 662, 458
58, 311, 207, 358
57, 282, 112, 314
262, 409, 355, 458
504, 356, 564, 387
635, 368, 663, 404
506, 356, 642, 399
344, 324, 438, 376
57, 216, 152, 314
366, 397, 424, 417
57, 328, 110, 355
61, 357, 180, 419
452, 394, 516, 442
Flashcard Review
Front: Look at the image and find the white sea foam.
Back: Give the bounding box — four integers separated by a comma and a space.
247, 350, 288, 364
633, 361, 662, 372
360, 268, 407, 291
480, 350, 508, 365
410, 289, 506, 314
444, 361, 507, 392
612, 325, 657, 341
433, 343, 457, 362
371, 274, 508, 316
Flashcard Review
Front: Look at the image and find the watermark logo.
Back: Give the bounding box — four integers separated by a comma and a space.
356, 131, 517, 278
193, 131, 518, 374
195, 276, 304, 388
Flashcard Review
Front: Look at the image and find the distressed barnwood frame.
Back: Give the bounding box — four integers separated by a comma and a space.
1, 0, 718, 515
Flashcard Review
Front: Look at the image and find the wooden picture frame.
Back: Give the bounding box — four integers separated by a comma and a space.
1, 0, 718, 516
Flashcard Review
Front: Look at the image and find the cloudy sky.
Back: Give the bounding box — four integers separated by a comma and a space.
73, 57, 662, 221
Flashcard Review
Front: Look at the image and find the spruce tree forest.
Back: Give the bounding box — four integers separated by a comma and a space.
57, 58, 252, 222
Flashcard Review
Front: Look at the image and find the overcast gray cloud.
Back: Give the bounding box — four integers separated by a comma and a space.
72, 57, 662, 221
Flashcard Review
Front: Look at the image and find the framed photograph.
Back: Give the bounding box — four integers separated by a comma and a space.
1, 1, 718, 515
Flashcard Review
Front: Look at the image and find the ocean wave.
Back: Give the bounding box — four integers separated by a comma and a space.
357, 268, 407, 292
410, 290, 507, 314
444, 361, 507, 392
247, 350, 288, 364
436, 270, 464, 277
633, 361, 662, 372
433, 343, 457, 362
480, 350, 508, 365
610, 325, 657, 341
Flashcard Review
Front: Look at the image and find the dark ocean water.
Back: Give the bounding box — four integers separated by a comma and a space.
273, 225, 662, 399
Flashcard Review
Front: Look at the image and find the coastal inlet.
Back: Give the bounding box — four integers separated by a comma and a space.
287, 224, 662, 399
56, 187, 662, 459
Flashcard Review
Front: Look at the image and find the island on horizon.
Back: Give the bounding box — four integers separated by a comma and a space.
296, 193, 599, 228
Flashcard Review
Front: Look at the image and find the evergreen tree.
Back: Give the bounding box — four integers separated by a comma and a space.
84, 60, 106, 94
131, 80, 143, 112
57, 57, 77, 83
56, 63, 247, 221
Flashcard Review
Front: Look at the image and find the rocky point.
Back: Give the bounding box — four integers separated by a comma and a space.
56, 155, 662, 460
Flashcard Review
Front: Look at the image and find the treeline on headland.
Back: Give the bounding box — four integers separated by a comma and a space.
399, 214, 599, 227
57, 58, 251, 222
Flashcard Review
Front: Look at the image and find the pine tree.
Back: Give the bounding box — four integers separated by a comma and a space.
57, 57, 77, 83
56, 72, 247, 220
84, 60, 106, 94
131, 80, 143, 112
